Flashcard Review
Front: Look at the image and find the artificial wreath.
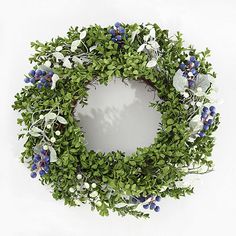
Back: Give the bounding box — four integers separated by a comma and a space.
13, 22, 220, 218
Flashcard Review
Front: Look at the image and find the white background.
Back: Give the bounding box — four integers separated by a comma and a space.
1, 0, 236, 235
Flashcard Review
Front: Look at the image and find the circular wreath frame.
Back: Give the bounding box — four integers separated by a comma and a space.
13, 22, 219, 218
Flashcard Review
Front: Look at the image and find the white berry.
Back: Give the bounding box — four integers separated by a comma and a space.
55, 130, 61, 136
43, 145, 48, 150
46, 124, 51, 129
183, 92, 189, 98
74, 199, 80, 205
91, 183, 97, 188
77, 174, 82, 180
69, 187, 75, 193
39, 115, 44, 120
83, 182, 90, 189
89, 191, 98, 198
95, 201, 102, 207
50, 137, 56, 143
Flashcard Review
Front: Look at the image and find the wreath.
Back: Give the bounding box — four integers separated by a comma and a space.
13, 22, 220, 218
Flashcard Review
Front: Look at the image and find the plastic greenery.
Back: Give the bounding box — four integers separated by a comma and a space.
12, 22, 220, 218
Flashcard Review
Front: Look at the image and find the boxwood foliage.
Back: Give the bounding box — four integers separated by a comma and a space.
13, 23, 219, 218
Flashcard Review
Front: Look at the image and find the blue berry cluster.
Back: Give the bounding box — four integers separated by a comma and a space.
24, 69, 54, 89
30, 147, 50, 178
199, 106, 216, 137
179, 56, 200, 88
108, 22, 126, 45
131, 195, 161, 213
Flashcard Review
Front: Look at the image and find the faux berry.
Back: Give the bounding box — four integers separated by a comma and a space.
39, 169, 46, 177
115, 22, 121, 28
143, 204, 149, 209
30, 172, 37, 178
150, 202, 156, 210
29, 70, 35, 77
154, 206, 160, 212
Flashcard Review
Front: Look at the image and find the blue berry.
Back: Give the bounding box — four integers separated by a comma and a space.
210, 111, 216, 116
194, 61, 200, 68
44, 165, 50, 173
115, 22, 121, 28
118, 27, 125, 34
199, 131, 205, 137
42, 71, 46, 76
155, 196, 161, 202
138, 196, 146, 203
40, 148, 47, 155
116, 35, 122, 41
33, 154, 41, 163
24, 77, 30, 83
39, 169, 46, 177
179, 63, 185, 70
143, 204, 149, 209
203, 124, 209, 131
30, 172, 37, 178
109, 28, 116, 36
48, 71, 54, 77
191, 68, 197, 75
202, 107, 208, 113
31, 163, 37, 171
154, 206, 160, 212
188, 80, 195, 87
29, 70, 35, 77
150, 202, 156, 210
190, 56, 196, 62
35, 70, 42, 76
40, 77, 46, 83
37, 83, 43, 89
111, 37, 117, 43
207, 119, 213, 125
30, 78, 36, 84
201, 112, 208, 119
209, 106, 216, 112
44, 156, 50, 163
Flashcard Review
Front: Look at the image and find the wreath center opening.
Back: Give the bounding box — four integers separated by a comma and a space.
73, 78, 161, 154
